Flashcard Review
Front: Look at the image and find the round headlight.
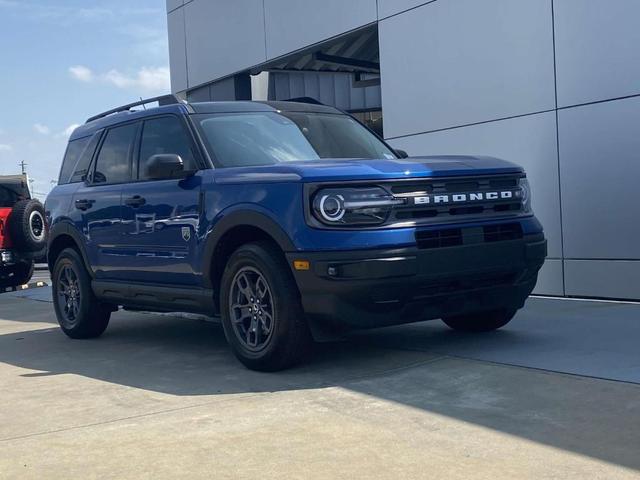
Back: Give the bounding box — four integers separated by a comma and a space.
318, 194, 345, 222
312, 187, 405, 226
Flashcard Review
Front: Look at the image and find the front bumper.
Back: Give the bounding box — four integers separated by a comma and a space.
287, 233, 547, 329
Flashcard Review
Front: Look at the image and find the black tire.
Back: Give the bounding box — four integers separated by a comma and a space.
8, 199, 47, 252
0, 261, 34, 288
12, 260, 34, 286
442, 309, 517, 333
52, 248, 110, 339
220, 241, 312, 371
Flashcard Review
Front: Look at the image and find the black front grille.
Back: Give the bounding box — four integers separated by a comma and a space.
416, 223, 523, 250
389, 174, 523, 225
415, 228, 463, 249
484, 223, 523, 243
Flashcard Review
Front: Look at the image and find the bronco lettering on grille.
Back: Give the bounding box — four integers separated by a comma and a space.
413, 190, 517, 205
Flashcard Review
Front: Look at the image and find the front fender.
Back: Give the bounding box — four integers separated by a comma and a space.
200, 205, 296, 288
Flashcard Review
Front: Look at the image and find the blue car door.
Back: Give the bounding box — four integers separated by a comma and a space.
74, 121, 139, 280
119, 115, 204, 286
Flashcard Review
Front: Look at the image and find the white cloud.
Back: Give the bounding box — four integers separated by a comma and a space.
104, 67, 170, 92
33, 123, 50, 135
69, 65, 170, 94
52, 124, 80, 139
62, 124, 80, 138
69, 65, 93, 82
0, 144, 12, 152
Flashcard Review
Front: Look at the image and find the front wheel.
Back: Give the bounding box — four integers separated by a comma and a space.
220, 241, 312, 371
52, 248, 111, 339
442, 309, 517, 332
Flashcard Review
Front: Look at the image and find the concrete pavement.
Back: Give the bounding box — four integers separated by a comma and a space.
0, 291, 639, 479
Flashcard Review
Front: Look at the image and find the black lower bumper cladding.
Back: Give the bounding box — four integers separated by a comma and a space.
287, 234, 547, 329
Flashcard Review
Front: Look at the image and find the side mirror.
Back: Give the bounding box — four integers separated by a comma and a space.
146, 154, 185, 180
395, 149, 409, 159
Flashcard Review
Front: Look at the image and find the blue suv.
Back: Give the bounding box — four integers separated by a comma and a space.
47, 95, 546, 371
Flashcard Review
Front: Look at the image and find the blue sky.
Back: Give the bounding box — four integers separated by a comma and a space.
0, 0, 169, 198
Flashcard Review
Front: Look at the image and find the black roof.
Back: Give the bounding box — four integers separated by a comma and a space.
190, 100, 341, 115
70, 99, 342, 141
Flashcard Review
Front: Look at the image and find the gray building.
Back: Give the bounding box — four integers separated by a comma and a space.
167, 0, 640, 300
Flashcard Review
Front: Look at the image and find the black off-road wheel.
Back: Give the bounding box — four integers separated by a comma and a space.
8, 199, 47, 252
220, 241, 312, 371
442, 309, 517, 333
52, 248, 111, 339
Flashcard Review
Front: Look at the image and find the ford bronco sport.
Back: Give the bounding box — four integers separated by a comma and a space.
46, 95, 546, 371
1, 175, 46, 289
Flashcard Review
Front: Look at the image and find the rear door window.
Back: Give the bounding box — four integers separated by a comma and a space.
93, 123, 138, 184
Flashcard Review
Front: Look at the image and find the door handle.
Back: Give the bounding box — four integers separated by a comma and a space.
125, 195, 146, 208
75, 199, 94, 211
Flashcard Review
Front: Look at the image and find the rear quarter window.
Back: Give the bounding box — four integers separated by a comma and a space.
69, 134, 101, 184
59, 137, 90, 184
58, 135, 100, 185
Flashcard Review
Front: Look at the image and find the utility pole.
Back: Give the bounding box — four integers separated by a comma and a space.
19, 160, 27, 174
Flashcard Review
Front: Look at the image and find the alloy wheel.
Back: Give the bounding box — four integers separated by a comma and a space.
57, 264, 81, 326
228, 267, 275, 351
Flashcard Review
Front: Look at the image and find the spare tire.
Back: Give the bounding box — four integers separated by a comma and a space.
8, 199, 47, 252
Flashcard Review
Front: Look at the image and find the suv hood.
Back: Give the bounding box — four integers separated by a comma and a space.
214, 156, 523, 184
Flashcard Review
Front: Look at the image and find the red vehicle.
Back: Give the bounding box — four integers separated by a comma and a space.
0, 175, 47, 289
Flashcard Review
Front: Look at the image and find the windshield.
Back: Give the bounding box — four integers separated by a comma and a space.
195, 111, 397, 167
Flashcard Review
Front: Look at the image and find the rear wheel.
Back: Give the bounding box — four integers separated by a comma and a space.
220, 241, 312, 371
442, 309, 516, 332
52, 248, 111, 339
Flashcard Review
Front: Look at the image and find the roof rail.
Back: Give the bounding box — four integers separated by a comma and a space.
85, 94, 185, 123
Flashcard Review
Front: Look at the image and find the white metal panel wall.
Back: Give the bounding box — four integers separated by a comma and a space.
263, 0, 377, 59
554, 0, 640, 107
183, 0, 266, 88
166, 0, 183, 12
167, 8, 188, 93
565, 261, 640, 299
558, 97, 640, 261
379, 0, 555, 139
389, 112, 564, 296
377, 0, 433, 20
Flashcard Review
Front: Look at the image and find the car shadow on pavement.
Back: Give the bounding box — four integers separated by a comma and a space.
0, 304, 439, 395
1, 297, 639, 472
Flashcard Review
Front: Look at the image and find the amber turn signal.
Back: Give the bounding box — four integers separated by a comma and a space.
293, 260, 310, 271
